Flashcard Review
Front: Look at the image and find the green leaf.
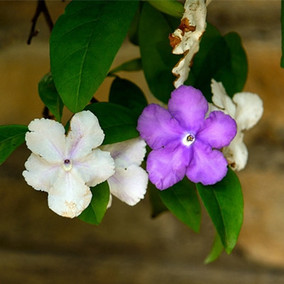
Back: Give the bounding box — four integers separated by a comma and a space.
109, 77, 147, 118
205, 233, 224, 264
0, 125, 28, 165
148, 182, 168, 218
187, 24, 247, 100
50, 0, 139, 112
139, 3, 179, 103
281, 0, 284, 67
85, 102, 139, 145
128, 4, 141, 46
109, 58, 142, 75
38, 72, 64, 122
78, 182, 110, 225
159, 178, 201, 232
148, 0, 184, 18
214, 33, 248, 96
196, 168, 243, 254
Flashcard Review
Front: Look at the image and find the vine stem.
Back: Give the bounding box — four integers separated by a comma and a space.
27, 0, 53, 45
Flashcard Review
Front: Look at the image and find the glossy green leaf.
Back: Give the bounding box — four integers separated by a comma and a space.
109, 58, 142, 75
139, 3, 179, 103
148, 182, 168, 218
109, 77, 147, 118
214, 32, 248, 97
187, 24, 247, 100
50, 0, 139, 112
196, 168, 243, 254
281, 0, 284, 67
85, 102, 139, 145
38, 72, 64, 121
148, 0, 184, 18
205, 233, 224, 264
78, 182, 110, 225
128, 4, 141, 46
0, 125, 28, 165
159, 178, 201, 232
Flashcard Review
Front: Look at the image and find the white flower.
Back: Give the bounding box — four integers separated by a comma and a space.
170, 0, 208, 88
101, 138, 148, 206
211, 79, 263, 171
23, 110, 115, 218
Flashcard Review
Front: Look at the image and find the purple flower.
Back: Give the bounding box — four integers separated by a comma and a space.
137, 85, 237, 190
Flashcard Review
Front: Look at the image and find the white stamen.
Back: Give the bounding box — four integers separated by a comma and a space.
182, 133, 195, 146
63, 159, 72, 171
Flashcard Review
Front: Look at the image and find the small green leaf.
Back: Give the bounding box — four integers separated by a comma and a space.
159, 178, 201, 232
139, 3, 179, 103
281, 0, 284, 67
109, 77, 147, 118
196, 168, 243, 254
78, 182, 110, 225
148, 0, 184, 18
148, 182, 168, 218
50, 0, 139, 112
0, 125, 28, 165
85, 102, 139, 145
38, 72, 64, 121
205, 233, 224, 264
109, 58, 142, 75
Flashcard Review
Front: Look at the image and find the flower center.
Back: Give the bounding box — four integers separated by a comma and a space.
182, 133, 195, 147
63, 159, 72, 172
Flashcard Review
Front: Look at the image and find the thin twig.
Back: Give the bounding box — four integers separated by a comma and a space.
27, 0, 53, 45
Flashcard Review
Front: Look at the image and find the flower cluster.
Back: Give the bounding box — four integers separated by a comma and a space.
23, 111, 148, 218
23, 83, 260, 219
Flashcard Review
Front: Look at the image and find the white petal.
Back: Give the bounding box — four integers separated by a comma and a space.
75, 149, 115, 187
48, 169, 92, 218
108, 165, 148, 206
66, 111, 105, 160
101, 138, 147, 168
211, 79, 236, 117
223, 132, 248, 171
26, 118, 65, 163
23, 153, 60, 192
233, 92, 263, 130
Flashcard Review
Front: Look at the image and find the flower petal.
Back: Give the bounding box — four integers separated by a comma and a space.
223, 132, 248, 171
75, 149, 115, 187
233, 92, 263, 130
186, 140, 228, 185
211, 79, 236, 117
197, 111, 237, 149
23, 153, 59, 192
137, 104, 183, 149
168, 85, 208, 131
108, 165, 148, 206
66, 111, 105, 160
147, 141, 191, 190
101, 138, 146, 168
48, 169, 92, 218
26, 118, 65, 163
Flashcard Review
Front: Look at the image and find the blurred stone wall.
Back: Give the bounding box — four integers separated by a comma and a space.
1, 1, 284, 282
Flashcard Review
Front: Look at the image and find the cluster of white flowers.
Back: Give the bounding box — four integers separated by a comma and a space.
23, 111, 148, 218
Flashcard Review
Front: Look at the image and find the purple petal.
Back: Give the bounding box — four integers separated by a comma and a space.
146, 141, 191, 190
137, 104, 183, 149
186, 140, 228, 185
168, 85, 208, 131
197, 111, 237, 149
